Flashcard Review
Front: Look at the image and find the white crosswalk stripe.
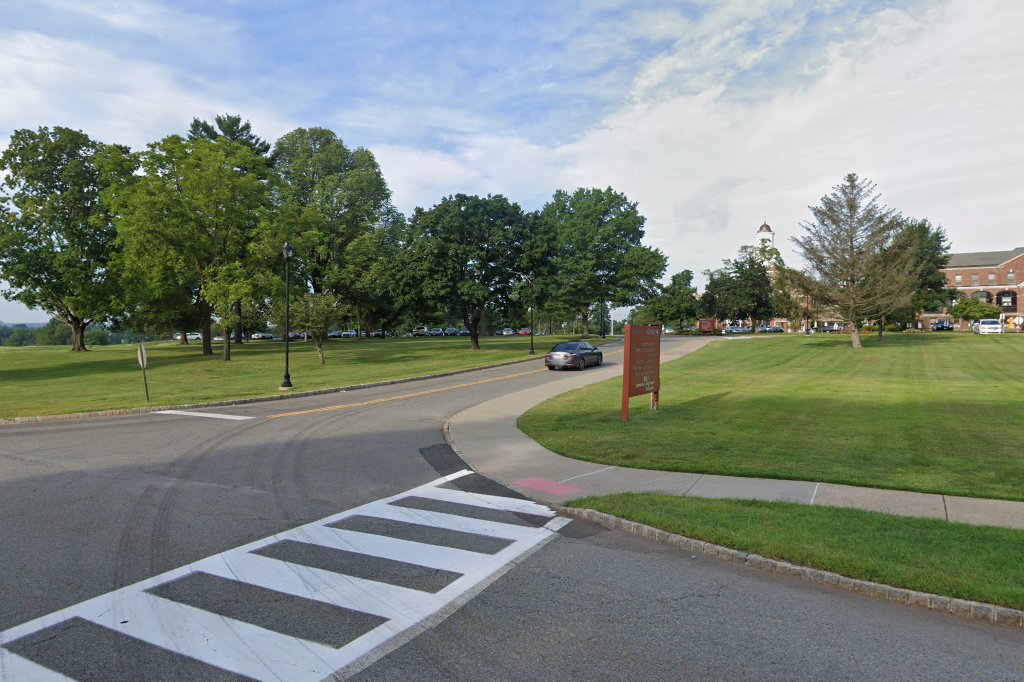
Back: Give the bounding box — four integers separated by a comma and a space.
0, 470, 568, 681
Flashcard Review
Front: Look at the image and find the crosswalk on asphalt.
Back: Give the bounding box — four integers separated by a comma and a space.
0, 470, 569, 681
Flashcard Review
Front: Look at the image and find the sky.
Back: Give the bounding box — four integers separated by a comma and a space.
2, 0, 1022, 323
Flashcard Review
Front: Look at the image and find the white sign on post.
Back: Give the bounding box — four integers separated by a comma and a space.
137, 343, 150, 401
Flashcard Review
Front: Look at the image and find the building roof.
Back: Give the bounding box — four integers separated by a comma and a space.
945, 247, 1024, 268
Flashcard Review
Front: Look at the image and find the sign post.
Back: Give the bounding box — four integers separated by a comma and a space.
137, 343, 150, 402
621, 324, 661, 422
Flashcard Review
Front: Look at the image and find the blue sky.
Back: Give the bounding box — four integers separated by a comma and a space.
2, 0, 1023, 323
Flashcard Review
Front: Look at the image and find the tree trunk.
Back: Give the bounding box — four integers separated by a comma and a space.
201, 303, 214, 355
850, 326, 862, 349
468, 307, 482, 351
878, 315, 885, 343
315, 339, 325, 366
233, 300, 244, 344
69, 318, 88, 351
222, 323, 232, 361
179, 327, 189, 345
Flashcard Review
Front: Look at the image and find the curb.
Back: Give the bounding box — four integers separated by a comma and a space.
0, 356, 542, 425
558, 506, 1024, 629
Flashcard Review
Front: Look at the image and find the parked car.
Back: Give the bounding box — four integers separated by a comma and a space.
250, 332, 273, 340
760, 325, 784, 333
339, 329, 358, 338
723, 325, 746, 334
429, 327, 445, 336
459, 327, 471, 336
975, 319, 1003, 335
545, 341, 603, 370
174, 332, 203, 341
444, 327, 458, 336
412, 326, 429, 336
931, 319, 955, 331
517, 327, 532, 336
327, 330, 343, 338
502, 328, 514, 336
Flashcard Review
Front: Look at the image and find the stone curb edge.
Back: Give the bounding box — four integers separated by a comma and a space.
556, 506, 1024, 629
0, 356, 540, 425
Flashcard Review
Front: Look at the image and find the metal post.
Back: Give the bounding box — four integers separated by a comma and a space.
281, 241, 293, 389
529, 279, 535, 355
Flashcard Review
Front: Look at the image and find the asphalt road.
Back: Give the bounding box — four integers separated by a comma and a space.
1, 338, 1022, 680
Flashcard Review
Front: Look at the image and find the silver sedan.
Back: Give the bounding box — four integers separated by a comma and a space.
544, 341, 603, 370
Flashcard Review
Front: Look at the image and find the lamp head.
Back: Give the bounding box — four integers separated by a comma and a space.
282, 241, 295, 260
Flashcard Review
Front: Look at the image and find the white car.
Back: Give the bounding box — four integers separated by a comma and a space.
975, 319, 1003, 335
174, 332, 202, 341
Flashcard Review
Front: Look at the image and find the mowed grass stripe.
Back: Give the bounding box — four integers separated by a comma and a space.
519, 333, 1024, 501
0, 335, 558, 419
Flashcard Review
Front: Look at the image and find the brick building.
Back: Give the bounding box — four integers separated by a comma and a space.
938, 247, 1024, 329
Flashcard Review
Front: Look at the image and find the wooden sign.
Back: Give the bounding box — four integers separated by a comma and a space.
621, 324, 661, 422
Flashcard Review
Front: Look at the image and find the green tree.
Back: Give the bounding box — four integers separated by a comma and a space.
338, 209, 407, 336
791, 173, 907, 349
289, 292, 347, 365
189, 113, 271, 343
0, 127, 132, 350
405, 194, 528, 350
542, 187, 666, 333
951, 298, 1001, 323
700, 250, 774, 329
113, 135, 271, 355
643, 270, 699, 329
261, 128, 393, 300
188, 113, 271, 156
896, 218, 955, 317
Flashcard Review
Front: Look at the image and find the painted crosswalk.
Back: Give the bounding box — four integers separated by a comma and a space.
0, 470, 568, 681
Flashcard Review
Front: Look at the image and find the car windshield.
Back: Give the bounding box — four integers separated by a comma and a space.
551, 342, 579, 352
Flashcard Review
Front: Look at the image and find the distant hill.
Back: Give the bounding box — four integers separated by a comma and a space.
0, 321, 47, 328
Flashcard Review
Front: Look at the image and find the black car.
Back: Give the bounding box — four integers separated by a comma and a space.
931, 320, 954, 331
545, 341, 603, 370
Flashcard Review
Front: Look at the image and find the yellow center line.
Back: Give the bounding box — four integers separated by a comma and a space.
266, 346, 625, 420
268, 367, 546, 419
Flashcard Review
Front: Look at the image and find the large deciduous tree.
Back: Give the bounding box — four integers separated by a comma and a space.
791, 173, 909, 349
0, 126, 132, 350
262, 128, 393, 300
189, 113, 271, 343
641, 270, 699, 329
405, 194, 528, 350
113, 135, 271, 355
542, 187, 666, 333
700, 249, 774, 329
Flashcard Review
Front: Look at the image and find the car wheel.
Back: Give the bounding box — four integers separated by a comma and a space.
547, 365, 556, 371
595, 355, 602, 366
576, 357, 586, 371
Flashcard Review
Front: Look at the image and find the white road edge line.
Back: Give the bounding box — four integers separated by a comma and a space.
156, 410, 254, 421
810, 482, 820, 505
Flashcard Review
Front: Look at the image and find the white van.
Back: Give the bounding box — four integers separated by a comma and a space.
976, 319, 1003, 335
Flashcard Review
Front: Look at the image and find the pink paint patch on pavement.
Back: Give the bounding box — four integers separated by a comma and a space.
513, 477, 583, 496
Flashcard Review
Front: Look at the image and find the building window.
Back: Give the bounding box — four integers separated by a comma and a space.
997, 291, 1016, 310
971, 274, 979, 286
971, 291, 992, 303
954, 274, 962, 286
1009, 273, 1016, 286
988, 273, 996, 285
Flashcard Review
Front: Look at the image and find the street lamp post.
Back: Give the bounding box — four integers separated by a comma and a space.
281, 241, 294, 389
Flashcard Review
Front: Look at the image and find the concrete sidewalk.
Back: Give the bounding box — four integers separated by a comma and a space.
446, 335, 1024, 531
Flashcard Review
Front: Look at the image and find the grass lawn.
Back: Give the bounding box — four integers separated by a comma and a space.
0, 334, 567, 419
519, 332, 1024, 500
570, 493, 1024, 610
